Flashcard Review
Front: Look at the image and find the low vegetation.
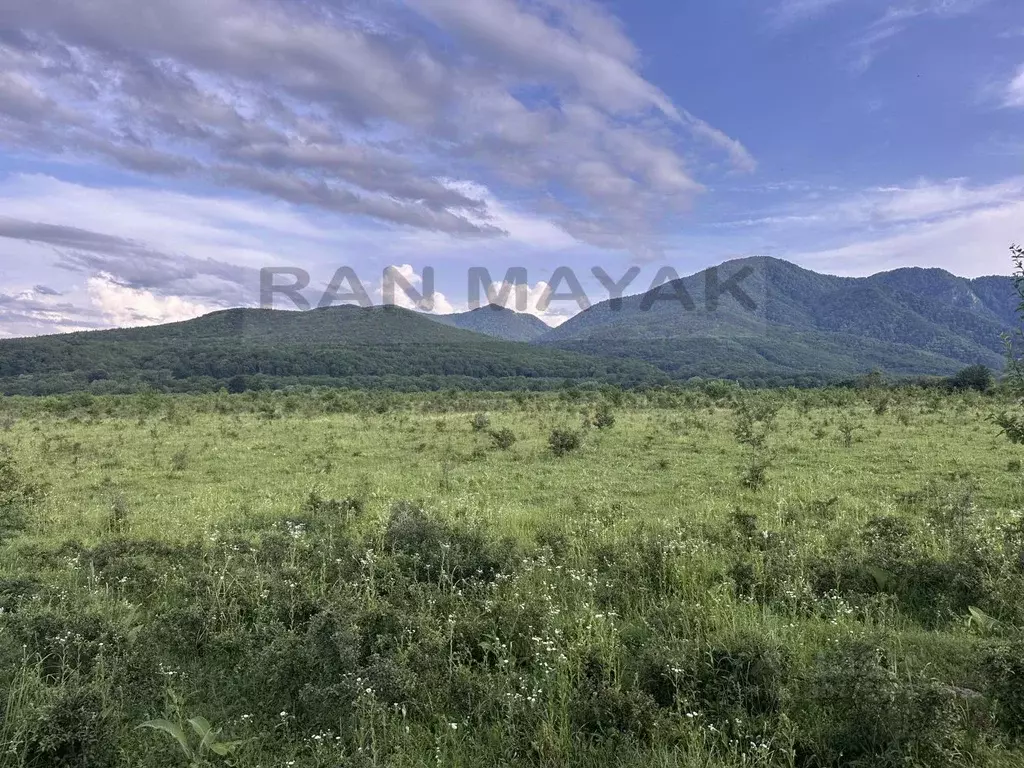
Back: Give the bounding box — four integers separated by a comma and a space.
0, 385, 1022, 766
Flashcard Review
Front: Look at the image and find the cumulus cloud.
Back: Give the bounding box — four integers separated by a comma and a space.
379, 265, 457, 315
479, 278, 581, 327
0, 0, 752, 250
87, 273, 219, 327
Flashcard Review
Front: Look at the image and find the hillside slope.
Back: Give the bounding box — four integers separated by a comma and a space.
0, 305, 666, 394
538, 257, 1013, 382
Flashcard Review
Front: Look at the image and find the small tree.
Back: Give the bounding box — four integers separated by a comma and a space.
948, 365, 994, 393
995, 245, 1024, 443
226, 375, 248, 394
592, 402, 616, 430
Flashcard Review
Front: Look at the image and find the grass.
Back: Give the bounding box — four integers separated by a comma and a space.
0, 386, 1023, 766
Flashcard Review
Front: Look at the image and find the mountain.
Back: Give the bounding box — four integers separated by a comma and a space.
426, 305, 551, 342
0, 305, 666, 395
538, 257, 1016, 383
1, 258, 1016, 394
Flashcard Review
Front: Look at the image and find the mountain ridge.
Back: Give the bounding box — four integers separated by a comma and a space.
536, 257, 1014, 379
0, 257, 1016, 394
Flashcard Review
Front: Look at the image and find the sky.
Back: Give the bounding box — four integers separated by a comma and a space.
0, 0, 1022, 336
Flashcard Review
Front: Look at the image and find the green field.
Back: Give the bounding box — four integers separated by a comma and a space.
2, 387, 1023, 767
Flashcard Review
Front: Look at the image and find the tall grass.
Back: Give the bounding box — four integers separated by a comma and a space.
0, 387, 1021, 766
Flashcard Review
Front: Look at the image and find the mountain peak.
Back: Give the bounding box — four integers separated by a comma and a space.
426, 305, 551, 342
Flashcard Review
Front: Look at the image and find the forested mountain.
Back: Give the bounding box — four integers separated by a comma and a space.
538, 257, 1015, 382
0, 305, 666, 395
426, 306, 551, 342
0, 258, 1015, 394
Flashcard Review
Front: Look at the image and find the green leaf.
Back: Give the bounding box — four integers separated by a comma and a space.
209, 741, 240, 756
864, 565, 895, 592
187, 716, 213, 741
968, 606, 1001, 633
139, 719, 192, 758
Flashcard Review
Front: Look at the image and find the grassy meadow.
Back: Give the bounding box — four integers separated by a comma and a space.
1, 386, 1023, 766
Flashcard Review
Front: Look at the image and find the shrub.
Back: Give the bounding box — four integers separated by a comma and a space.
571, 681, 658, 743
838, 418, 860, 447
169, 449, 188, 472
549, 429, 583, 457
983, 641, 1024, 742
488, 427, 517, 450
798, 641, 971, 768
733, 400, 778, 449
0, 446, 40, 543
108, 495, 130, 536
471, 413, 491, 432
740, 454, 771, 490
20, 688, 117, 767
592, 402, 616, 430
303, 490, 365, 521
383, 501, 514, 584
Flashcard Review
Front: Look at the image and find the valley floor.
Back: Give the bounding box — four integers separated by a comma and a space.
1, 387, 1023, 767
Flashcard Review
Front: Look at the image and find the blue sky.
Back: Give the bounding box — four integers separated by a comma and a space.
0, 0, 1022, 335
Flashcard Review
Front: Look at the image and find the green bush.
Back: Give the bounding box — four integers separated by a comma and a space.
798, 641, 972, 768
548, 428, 583, 456
592, 402, 616, 430
488, 427, 517, 450
947, 365, 994, 393
983, 641, 1024, 742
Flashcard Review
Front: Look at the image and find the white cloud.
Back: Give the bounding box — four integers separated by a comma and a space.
1004, 65, 1024, 108
481, 279, 579, 326
842, 177, 1024, 223
441, 180, 581, 250
719, 176, 1024, 277
87, 273, 218, 326
0, 174, 347, 270
769, 0, 995, 71
769, 0, 848, 29
795, 199, 1024, 276
720, 177, 1024, 231
0, 0, 752, 249
380, 265, 456, 315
